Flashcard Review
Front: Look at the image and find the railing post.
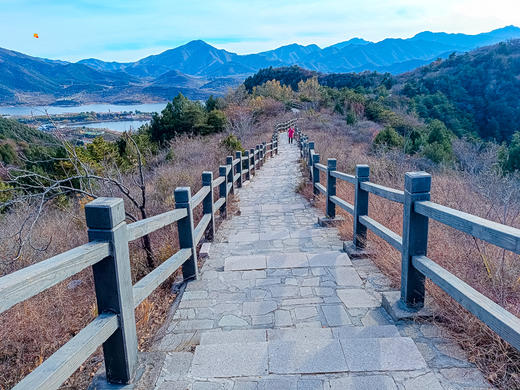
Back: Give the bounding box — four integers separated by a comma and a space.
326, 158, 337, 218
226, 156, 234, 194
244, 150, 250, 181
85, 198, 137, 384
262, 142, 266, 163
255, 145, 260, 168
307, 141, 314, 168
353, 165, 370, 248
250, 148, 255, 176
202, 171, 215, 240
401, 172, 431, 309
174, 187, 198, 281
235, 151, 243, 188
312, 153, 320, 195
219, 165, 227, 218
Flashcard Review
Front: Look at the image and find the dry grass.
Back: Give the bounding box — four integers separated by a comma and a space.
299, 110, 520, 389
0, 108, 277, 390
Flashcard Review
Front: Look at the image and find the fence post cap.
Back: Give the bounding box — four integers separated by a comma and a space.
355, 164, 370, 177
312, 153, 320, 163
327, 158, 337, 169
244, 150, 249, 156
202, 171, 213, 181
85, 197, 125, 229
235, 151, 242, 158
405, 171, 431, 193
174, 187, 192, 203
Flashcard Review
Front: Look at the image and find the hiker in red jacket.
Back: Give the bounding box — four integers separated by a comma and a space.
288, 127, 295, 144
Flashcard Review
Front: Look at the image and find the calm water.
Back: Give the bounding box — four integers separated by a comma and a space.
68, 120, 150, 132
0, 103, 167, 116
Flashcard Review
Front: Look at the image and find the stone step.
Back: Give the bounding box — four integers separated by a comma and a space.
199, 325, 400, 345
190, 336, 427, 378
224, 251, 352, 271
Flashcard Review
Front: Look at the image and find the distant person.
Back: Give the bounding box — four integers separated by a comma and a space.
288, 127, 295, 144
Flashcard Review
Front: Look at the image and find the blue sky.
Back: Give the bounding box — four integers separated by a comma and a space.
1, 0, 519, 62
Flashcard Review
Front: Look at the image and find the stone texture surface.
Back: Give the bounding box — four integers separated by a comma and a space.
190, 342, 268, 377
268, 339, 348, 374
126, 133, 492, 390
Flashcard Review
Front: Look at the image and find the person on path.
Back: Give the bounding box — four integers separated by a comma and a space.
288, 127, 295, 144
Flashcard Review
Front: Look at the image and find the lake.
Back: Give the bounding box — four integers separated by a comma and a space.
0, 103, 168, 116
68, 120, 150, 132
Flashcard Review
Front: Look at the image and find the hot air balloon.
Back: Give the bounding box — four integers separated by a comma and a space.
33, 33, 39, 38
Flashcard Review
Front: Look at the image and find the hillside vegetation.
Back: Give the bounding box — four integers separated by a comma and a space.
244, 40, 520, 170
0, 117, 62, 166
400, 40, 520, 142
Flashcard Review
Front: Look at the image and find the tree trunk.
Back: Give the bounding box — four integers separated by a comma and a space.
139, 208, 155, 269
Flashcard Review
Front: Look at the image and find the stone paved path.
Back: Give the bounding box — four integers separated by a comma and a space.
147, 134, 492, 390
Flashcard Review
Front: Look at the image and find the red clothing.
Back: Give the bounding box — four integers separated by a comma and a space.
288, 128, 295, 138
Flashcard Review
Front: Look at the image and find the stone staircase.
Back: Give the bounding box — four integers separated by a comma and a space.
138, 134, 491, 390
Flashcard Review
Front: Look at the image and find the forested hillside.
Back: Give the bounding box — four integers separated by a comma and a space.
0, 117, 62, 166
244, 40, 520, 146
400, 40, 520, 142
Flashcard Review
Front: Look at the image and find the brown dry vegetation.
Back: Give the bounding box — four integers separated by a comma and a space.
298, 109, 520, 389
0, 101, 279, 389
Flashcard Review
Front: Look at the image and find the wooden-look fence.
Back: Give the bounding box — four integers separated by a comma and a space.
0, 135, 279, 389
297, 128, 520, 352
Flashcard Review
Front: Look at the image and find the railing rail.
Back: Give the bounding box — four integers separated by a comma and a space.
1, 127, 282, 389
296, 127, 520, 353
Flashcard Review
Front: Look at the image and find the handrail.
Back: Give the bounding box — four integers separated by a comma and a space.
213, 176, 225, 187
127, 209, 187, 241
330, 195, 354, 215
298, 127, 520, 353
0, 241, 110, 314
214, 197, 225, 211
315, 182, 327, 195
191, 185, 211, 210
331, 170, 355, 184
2, 127, 281, 389
359, 215, 402, 251
415, 201, 520, 254
194, 213, 212, 245
13, 313, 119, 390
133, 248, 191, 307
413, 255, 520, 351
360, 182, 404, 204
315, 163, 327, 173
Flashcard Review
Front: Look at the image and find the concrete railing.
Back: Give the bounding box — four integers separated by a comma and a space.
0, 134, 280, 389
297, 128, 520, 352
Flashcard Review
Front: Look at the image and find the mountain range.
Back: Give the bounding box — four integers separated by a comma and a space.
1, 26, 520, 106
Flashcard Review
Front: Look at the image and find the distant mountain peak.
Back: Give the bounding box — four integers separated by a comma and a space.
185, 39, 213, 48
326, 37, 371, 50
2, 25, 520, 105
